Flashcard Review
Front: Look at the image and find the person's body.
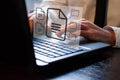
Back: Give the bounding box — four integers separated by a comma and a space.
28, 0, 120, 48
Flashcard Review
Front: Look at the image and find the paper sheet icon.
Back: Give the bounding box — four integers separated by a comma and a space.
46, 8, 67, 41
33, 7, 46, 37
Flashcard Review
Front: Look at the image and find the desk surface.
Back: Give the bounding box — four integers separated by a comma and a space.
0, 48, 120, 80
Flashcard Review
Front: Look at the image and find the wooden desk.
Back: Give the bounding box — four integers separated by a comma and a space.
0, 48, 120, 80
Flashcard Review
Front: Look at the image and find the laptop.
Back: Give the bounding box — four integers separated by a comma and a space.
1, 0, 110, 75
31, 0, 110, 67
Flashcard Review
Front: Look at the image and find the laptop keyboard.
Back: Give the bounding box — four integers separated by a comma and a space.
33, 38, 85, 58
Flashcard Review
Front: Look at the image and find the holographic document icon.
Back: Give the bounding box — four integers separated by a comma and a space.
33, 7, 46, 37
46, 8, 67, 41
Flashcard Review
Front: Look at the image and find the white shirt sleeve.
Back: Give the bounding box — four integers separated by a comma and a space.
110, 26, 120, 48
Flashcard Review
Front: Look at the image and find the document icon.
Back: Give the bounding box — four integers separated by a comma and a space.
34, 22, 44, 35
33, 7, 46, 37
46, 8, 67, 41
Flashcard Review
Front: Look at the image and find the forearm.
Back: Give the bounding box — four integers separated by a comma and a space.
102, 26, 116, 46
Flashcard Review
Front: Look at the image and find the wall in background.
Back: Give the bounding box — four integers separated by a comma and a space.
25, 0, 42, 13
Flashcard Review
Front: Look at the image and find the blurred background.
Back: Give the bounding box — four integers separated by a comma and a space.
25, 0, 42, 13
25, 0, 120, 27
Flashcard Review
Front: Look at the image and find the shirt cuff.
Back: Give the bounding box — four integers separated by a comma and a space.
110, 26, 120, 48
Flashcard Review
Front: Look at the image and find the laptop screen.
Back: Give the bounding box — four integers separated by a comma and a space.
0, 0, 35, 65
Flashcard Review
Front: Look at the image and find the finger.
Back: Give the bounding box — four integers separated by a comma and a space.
81, 20, 91, 30
67, 30, 81, 38
68, 22, 80, 31
29, 19, 33, 32
55, 24, 74, 37
67, 29, 89, 38
56, 27, 66, 37
45, 25, 51, 31
28, 11, 36, 19
56, 22, 81, 37
80, 30, 88, 37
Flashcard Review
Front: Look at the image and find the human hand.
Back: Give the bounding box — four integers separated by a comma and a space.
28, 10, 47, 33
56, 19, 116, 45
28, 10, 34, 32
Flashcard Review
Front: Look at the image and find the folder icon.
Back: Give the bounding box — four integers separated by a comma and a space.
46, 8, 67, 41
33, 7, 46, 37
35, 22, 44, 35
36, 7, 45, 20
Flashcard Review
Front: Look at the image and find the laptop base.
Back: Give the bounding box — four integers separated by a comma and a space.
33, 46, 112, 78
